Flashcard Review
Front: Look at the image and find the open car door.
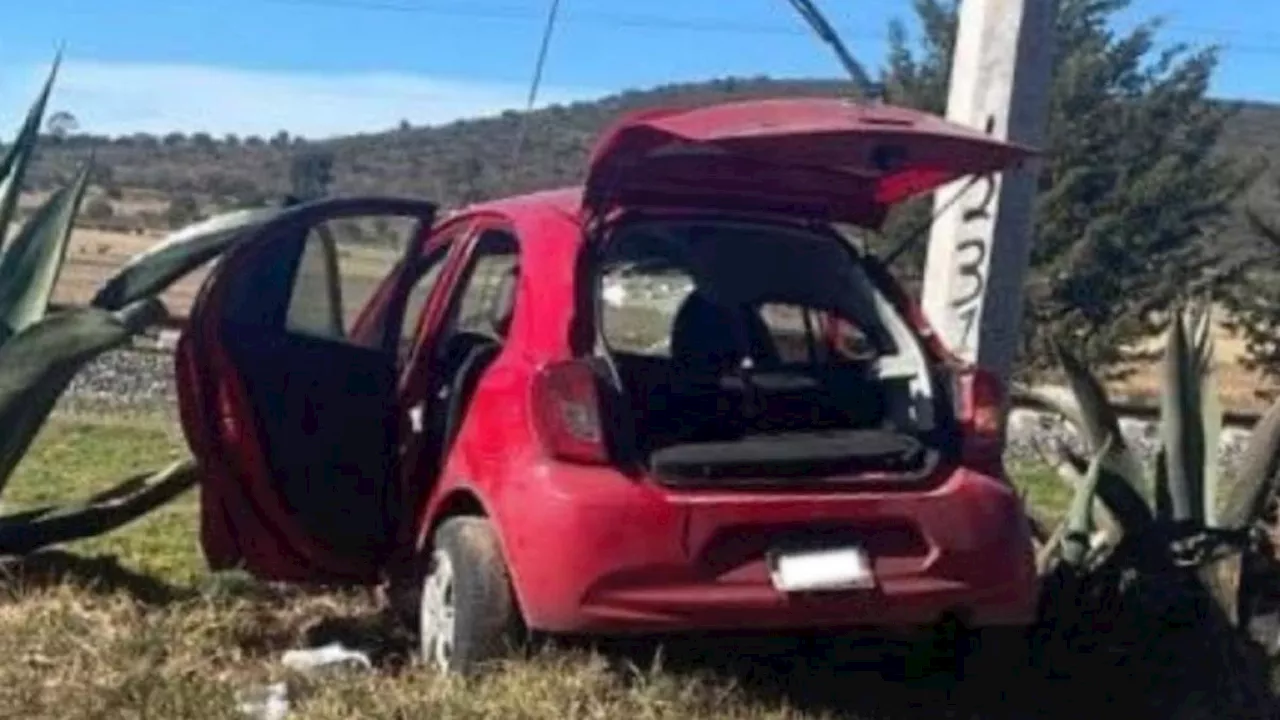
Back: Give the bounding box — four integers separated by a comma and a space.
175, 197, 439, 584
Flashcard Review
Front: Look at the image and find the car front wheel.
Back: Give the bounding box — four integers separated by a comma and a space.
419, 517, 522, 675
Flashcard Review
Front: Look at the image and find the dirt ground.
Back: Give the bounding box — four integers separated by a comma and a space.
52, 227, 400, 324
1111, 308, 1273, 412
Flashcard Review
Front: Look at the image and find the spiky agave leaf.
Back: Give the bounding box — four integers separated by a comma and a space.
0, 53, 60, 246
1160, 306, 1207, 524
1034, 438, 1125, 545
1153, 446, 1173, 520
1049, 339, 1149, 498
0, 160, 93, 342
1036, 519, 1068, 575
0, 460, 197, 555
91, 206, 281, 311
1062, 436, 1112, 567
1184, 303, 1224, 527
0, 299, 165, 497
1016, 378, 1154, 533
1219, 394, 1280, 531
1198, 550, 1245, 629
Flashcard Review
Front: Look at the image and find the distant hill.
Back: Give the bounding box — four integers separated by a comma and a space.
17, 75, 1280, 264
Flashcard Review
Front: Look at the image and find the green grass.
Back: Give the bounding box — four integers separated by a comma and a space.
2, 414, 203, 584
1009, 459, 1073, 522
0, 415, 1268, 719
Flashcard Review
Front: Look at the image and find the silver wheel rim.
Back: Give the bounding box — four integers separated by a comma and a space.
419, 549, 457, 671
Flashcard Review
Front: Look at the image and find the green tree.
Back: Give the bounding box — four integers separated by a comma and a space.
44, 110, 78, 141
289, 148, 336, 201
191, 132, 218, 154
451, 155, 486, 206
877, 0, 1253, 375
89, 162, 115, 190
165, 193, 200, 229
1220, 175, 1280, 387
82, 197, 115, 222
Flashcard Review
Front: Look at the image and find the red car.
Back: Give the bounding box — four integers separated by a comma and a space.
175, 97, 1039, 675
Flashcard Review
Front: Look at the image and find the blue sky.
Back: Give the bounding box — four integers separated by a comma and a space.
1, 0, 1277, 137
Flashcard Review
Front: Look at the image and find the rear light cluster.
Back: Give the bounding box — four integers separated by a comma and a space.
952, 366, 1006, 473
531, 360, 609, 464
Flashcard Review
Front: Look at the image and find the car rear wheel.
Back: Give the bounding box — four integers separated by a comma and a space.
419, 517, 522, 675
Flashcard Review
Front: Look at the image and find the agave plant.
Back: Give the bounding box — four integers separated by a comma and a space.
1018, 302, 1280, 703
0, 56, 281, 555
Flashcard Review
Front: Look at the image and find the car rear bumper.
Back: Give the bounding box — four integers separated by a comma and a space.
496, 463, 1039, 635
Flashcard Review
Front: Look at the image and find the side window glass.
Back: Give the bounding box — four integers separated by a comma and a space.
600, 270, 695, 357
284, 216, 418, 347
757, 304, 876, 364
398, 251, 449, 361
447, 229, 521, 342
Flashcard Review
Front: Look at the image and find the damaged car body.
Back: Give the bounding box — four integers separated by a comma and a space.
174, 97, 1041, 675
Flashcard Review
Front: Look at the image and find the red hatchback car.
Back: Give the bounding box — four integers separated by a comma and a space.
175, 97, 1040, 675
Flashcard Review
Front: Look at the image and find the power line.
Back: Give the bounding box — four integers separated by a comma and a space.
785, 0, 877, 96
233, 0, 1280, 56
508, 0, 562, 173
248, 0, 885, 40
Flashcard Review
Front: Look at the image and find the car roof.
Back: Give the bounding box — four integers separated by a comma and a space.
462, 186, 584, 222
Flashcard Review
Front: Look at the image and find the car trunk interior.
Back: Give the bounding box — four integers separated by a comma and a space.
595, 217, 953, 488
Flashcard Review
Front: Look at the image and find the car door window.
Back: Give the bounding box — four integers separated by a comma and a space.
417, 227, 521, 459
384, 222, 474, 365
441, 229, 521, 343
284, 216, 419, 348
396, 250, 449, 362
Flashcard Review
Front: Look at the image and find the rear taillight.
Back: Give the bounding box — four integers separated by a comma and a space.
953, 366, 1005, 471
531, 360, 608, 464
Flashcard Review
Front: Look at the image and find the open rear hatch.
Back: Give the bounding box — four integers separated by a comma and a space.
580, 98, 1031, 489
582, 97, 1035, 226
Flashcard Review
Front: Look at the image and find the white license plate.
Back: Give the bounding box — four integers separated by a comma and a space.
767, 546, 875, 593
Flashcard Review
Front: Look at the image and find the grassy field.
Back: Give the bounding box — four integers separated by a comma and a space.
0, 413, 1117, 720
1, 415, 1277, 717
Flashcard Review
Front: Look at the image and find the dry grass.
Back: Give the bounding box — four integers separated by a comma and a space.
1111, 305, 1275, 412
49, 227, 401, 321
0, 575, 1007, 720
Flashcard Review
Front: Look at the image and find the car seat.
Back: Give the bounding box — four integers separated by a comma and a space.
669, 290, 778, 376
440, 265, 519, 452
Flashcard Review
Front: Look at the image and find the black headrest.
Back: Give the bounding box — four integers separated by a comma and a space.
670, 292, 744, 371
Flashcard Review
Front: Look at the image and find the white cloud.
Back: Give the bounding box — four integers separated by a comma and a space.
0, 59, 601, 139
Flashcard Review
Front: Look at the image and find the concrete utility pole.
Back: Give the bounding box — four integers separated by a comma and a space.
920, 0, 1058, 390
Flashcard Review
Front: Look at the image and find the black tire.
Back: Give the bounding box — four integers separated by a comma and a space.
419, 517, 523, 676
